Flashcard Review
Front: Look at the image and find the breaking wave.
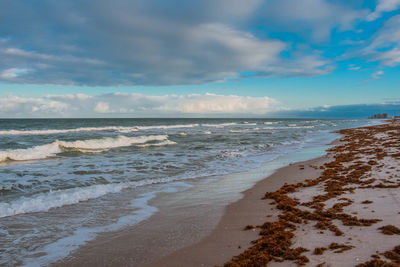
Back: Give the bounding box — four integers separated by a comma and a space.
0, 126, 139, 135
0, 177, 187, 218
0, 135, 174, 162
0, 124, 200, 135
201, 123, 237, 128
135, 124, 199, 130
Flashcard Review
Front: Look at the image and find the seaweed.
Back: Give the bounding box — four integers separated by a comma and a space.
223, 122, 400, 267
378, 225, 400, 235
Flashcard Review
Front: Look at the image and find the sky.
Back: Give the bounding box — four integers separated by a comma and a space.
1, 0, 400, 118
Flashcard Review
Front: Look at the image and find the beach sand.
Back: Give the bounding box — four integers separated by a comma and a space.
148, 155, 332, 267
151, 121, 400, 267
56, 121, 400, 267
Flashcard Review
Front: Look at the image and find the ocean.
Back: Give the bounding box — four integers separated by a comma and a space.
0, 118, 376, 266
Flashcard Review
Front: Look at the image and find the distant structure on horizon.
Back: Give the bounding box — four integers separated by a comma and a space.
368, 113, 388, 119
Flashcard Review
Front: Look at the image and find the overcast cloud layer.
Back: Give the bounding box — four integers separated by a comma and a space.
0, 0, 374, 86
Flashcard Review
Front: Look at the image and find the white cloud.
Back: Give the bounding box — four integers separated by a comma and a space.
94, 102, 110, 113
189, 24, 285, 69
375, 48, 400, 66
361, 15, 400, 66
363, 70, 384, 82
173, 93, 278, 114
0, 95, 67, 116
371, 70, 384, 79
4, 47, 104, 65
367, 0, 400, 21
348, 64, 361, 71
258, 0, 367, 41
0, 93, 282, 118
0, 68, 30, 79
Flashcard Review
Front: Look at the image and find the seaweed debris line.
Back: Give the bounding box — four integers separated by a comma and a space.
223, 121, 400, 267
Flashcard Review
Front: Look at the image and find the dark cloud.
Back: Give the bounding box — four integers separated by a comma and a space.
0, 0, 362, 86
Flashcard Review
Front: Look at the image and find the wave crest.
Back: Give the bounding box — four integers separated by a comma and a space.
0, 135, 174, 162
0, 126, 139, 135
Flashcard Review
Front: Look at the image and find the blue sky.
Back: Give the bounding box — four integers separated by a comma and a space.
1, 0, 400, 117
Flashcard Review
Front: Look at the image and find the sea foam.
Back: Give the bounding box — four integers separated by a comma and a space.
0, 124, 200, 135
135, 124, 199, 130
0, 135, 173, 162
0, 126, 139, 135
201, 123, 237, 128
0, 177, 187, 218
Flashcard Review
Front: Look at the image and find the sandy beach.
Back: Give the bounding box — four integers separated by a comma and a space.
159, 121, 400, 267
148, 154, 333, 267
4, 1, 400, 266
55, 121, 400, 267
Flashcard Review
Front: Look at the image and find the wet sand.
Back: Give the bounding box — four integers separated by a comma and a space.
55, 155, 333, 267
151, 121, 400, 267
56, 121, 400, 266
148, 155, 332, 267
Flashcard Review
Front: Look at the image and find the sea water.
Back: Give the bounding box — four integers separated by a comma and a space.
0, 118, 376, 265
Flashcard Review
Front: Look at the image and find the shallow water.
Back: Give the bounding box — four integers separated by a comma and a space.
0, 118, 377, 266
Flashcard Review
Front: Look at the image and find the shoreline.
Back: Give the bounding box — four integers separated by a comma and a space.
149, 121, 400, 266
54, 134, 338, 267
148, 154, 333, 267
55, 148, 335, 267
54, 121, 399, 267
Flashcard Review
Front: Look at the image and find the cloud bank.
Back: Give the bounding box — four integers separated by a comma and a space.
3, 92, 399, 119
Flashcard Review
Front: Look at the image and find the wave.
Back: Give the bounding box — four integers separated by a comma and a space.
280, 140, 302, 146
0, 177, 188, 218
0, 124, 200, 135
0, 135, 173, 162
201, 123, 237, 128
264, 121, 279, 125
18, 182, 191, 267
229, 129, 249, 133
218, 151, 243, 159
0, 183, 131, 218
0, 126, 139, 135
135, 124, 199, 130
262, 126, 315, 130
137, 140, 177, 148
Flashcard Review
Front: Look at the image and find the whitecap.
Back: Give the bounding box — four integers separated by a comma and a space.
0, 126, 138, 135
135, 124, 199, 130
0, 135, 173, 162
201, 123, 237, 128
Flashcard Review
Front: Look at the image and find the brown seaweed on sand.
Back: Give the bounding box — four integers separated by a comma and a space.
313, 247, 328, 255
378, 225, 400, 235
357, 245, 400, 266
328, 242, 354, 253
223, 122, 400, 266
